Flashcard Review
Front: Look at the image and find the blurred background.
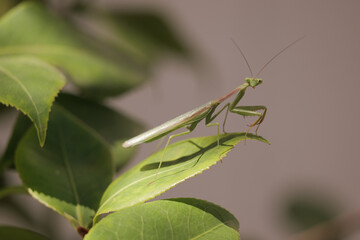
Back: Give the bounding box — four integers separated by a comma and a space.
1, 0, 360, 239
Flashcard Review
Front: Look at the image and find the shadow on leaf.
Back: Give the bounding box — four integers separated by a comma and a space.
140, 133, 250, 171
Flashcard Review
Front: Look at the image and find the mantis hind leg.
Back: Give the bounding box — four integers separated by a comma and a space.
153, 136, 166, 153
149, 130, 192, 184
204, 105, 229, 160
205, 122, 221, 161
151, 120, 201, 183
158, 130, 191, 169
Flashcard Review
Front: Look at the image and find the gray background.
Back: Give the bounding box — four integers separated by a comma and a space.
1, 0, 360, 239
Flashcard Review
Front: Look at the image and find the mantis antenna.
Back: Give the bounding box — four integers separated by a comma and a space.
232, 36, 305, 78
231, 38, 254, 77
256, 36, 305, 77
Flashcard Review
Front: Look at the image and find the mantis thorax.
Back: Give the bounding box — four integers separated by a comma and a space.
245, 77, 263, 87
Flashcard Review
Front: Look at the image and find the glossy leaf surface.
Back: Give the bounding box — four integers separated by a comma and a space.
86, 198, 240, 240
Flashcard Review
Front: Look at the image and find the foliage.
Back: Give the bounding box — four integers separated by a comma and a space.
0, 1, 268, 239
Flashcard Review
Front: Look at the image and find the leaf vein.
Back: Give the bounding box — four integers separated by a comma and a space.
0, 65, 41, 130
58, 129, 83, 224
190, 223, 223, 240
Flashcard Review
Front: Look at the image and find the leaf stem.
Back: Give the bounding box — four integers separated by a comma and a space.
0, 185, 28, 200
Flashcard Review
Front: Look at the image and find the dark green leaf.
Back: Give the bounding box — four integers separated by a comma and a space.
0, 56, 66, 146
0, 103, 8, 112
87, 10, 190, 64
0, 226, 49, 240
0, 2, 147, 97
86, 199, 240, 240
96, 133, 269, 217
15, 105, 113, 228
283, 193, 338, 231
0, 113, 31, 170
56, 93, 144, 170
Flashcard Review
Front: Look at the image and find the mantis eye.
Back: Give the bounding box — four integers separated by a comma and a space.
249, 78, 263, 87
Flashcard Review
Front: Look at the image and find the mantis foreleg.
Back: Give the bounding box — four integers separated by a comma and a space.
230, 105, 267, 134
206, 87, 248, 133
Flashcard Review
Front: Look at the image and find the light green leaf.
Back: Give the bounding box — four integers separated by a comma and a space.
0, 56, 66, 146
56, 93, 144, 170
86, 199, 240, 240
15, 105, 113, 228
0, 2, 146, 97
0, 226, 49, 240
96, 133, 269, 217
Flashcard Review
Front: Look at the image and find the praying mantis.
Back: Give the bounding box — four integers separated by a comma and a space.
123, 37, 303, 167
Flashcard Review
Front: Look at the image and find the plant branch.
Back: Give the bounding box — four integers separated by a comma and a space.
0, 185, 28, 200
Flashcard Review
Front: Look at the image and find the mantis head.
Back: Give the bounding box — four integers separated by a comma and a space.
245, 77, 263, 88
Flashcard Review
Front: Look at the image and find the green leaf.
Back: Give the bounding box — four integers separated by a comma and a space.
0, 56, 66, 146
2, 93, 144, 171
85, 10, 190, 64
15, 105, 113, 228
86, 199, 240, 240
56, 93, 144, 170
170, 198, 239, 231
0, 113, 31, 171
0, 226, 49, 240
0, 0, 21, 16
0, 2, 147, 97
96, 133, 269, 217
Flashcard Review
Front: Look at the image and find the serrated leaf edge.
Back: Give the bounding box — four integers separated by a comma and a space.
96, 134, 269, 217
28, 188, 95, 228
0, 56, 66, 146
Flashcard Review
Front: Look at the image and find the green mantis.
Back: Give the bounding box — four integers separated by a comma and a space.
123, 37, 303, 168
